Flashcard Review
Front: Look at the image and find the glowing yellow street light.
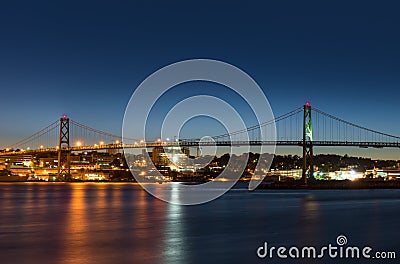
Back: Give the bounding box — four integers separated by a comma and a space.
39, 145, 44, 149
115, 140, 120, 144
99, 141, 104, 145
156, 138, 161, 143
75, 141, 82, 147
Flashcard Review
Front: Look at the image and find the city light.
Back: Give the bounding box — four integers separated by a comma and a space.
75, 141, 82, 147
157, 138, 161, 143
99, 141, 104, 145
39, 145, 44, 149
115, 140, 120, 144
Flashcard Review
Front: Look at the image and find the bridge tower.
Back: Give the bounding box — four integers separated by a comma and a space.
57, 115, 71, 181
302, 102, 313, 184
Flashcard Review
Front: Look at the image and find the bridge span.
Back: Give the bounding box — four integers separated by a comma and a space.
2, 103, 400, 184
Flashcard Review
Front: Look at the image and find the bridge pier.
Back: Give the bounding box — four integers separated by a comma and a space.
57, 115, 71, 181
302, 102, 313, 184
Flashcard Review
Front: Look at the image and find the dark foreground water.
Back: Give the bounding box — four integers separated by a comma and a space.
0, 183, 399, 264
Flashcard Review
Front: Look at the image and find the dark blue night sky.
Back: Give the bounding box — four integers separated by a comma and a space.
1, 0, 400, 158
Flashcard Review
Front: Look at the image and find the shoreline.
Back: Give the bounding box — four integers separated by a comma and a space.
1, 179, 400, 190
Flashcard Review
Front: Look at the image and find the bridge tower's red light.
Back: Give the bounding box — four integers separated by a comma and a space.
305, 101, 311, 107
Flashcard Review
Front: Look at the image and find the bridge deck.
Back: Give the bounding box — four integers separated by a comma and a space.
2, 141, 399, 156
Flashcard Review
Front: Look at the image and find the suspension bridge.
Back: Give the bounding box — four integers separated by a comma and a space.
2, 103, 400, 184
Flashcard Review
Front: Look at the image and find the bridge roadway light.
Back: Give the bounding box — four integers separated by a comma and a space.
75, 141, 82, 147
39, 145, 44, 149
115, 140, 120, 144
99, 141, 104, 145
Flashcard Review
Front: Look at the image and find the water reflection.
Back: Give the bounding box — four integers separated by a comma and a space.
1, 184, 400, 264
297, 194, 321, 244
58, 185, 89, 264
162, 202, 186, 264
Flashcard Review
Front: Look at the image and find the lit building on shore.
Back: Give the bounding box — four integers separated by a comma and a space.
151, 146, 191, 172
